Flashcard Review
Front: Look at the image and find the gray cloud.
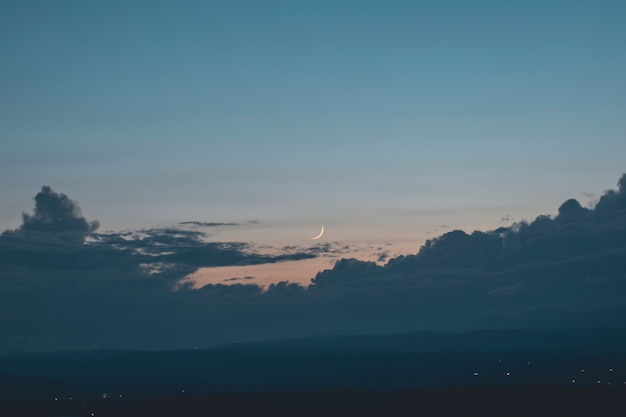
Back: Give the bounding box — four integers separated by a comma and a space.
377, 250, 390, 263
6, 186, 99, 243
223, 276, 255, 282
0, 186, 332, 289
500, 214, 513, 222
178, 221, 239, 227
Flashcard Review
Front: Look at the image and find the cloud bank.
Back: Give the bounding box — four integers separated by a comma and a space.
1, 175, 626, 351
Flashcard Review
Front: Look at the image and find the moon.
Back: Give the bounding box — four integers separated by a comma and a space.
311, 225, 325, 240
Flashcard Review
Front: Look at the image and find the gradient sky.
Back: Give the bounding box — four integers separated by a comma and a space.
2, 1, 626, 351
2, 1, 626, 283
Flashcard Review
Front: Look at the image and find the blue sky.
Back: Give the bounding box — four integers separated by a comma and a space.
2, 1, 625, 260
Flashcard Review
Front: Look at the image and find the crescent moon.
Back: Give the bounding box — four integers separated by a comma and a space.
311, 225, 324, 240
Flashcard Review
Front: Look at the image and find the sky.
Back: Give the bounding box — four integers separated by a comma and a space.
1, 1, 626, 350
2, 2, 625, 232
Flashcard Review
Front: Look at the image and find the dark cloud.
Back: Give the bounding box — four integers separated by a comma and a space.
5, 186, 99, 243
0, 186, 327, 351
299, 173, 626, 330
223, 276, 255, 282
2, 175, 626, 351
594, 173, 626, 214
91, 228, 314, 269
556, 198, 588, 223
377, 250, 389, 263
310, 258, 381, 288
178, 221, 239, 227
0, 218, 314, 275
281, 242, 356, 258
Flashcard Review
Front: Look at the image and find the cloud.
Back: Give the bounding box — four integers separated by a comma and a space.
297, 173, 626, 327
178, 221, 239, 227
1, 175, 626, 351
2, 186, 308, 274
377, 250, 390, 263
91, 228, 315, 269
500, 214, 513, 222
5, 186, 99, 243
223, 276, 255, 282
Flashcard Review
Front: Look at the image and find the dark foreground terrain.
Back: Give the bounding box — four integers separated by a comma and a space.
2, 329, 626, 416
3, 385, 626, 417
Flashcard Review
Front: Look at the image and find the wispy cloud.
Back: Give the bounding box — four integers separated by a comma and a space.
178, 221, 240, 227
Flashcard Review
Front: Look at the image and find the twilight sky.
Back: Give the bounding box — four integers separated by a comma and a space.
1, 2, 626, 349
3, 1, 625, 238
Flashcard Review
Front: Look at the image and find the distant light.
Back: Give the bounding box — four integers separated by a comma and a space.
571, 379, 576, 383
597, 380, 601, 384
609, 368, 614, 372
527, 362, 531, 366
506, 372, 511, 376
473, 372, 479, 376
581, 369, 585, 373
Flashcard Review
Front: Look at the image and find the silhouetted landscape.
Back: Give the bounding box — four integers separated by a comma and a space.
2, 328, 626, 416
